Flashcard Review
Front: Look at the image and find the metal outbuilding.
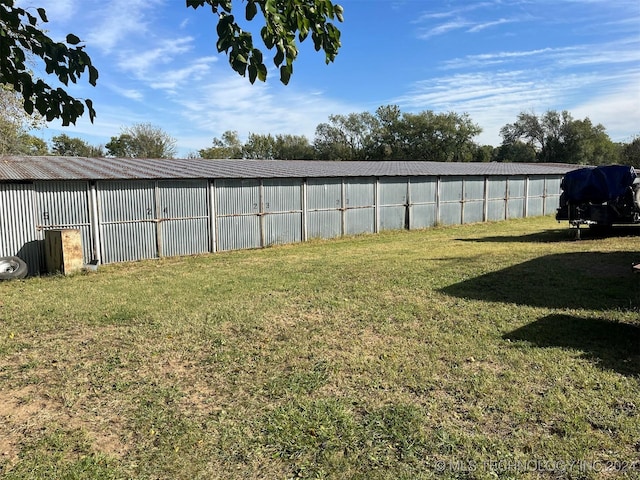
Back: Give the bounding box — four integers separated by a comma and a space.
0, 156, 577, 275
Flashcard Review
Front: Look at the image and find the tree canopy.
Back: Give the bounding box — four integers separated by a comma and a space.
499, 110, 617, 165
52, 133, 104, 157
106, 123, 177, 159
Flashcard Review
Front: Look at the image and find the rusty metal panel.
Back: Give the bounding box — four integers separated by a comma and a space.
0, 182, 41, 274
307, 210, 341, 239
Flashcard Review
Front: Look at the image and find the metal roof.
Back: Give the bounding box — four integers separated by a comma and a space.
0, 156, 578, 181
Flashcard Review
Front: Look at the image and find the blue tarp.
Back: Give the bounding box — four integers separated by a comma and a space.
561, 165, 637, 203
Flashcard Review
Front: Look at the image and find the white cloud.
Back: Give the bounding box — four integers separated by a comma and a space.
417, 20, 473, 39
117, 37, 195, 76
15, 0, 79, 25
85, 0, 165, 53
572, 80, 640, 142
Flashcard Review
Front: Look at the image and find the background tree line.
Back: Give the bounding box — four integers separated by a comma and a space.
1, 88, 638, 166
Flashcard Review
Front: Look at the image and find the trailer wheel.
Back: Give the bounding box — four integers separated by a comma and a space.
0, 256, 28, 280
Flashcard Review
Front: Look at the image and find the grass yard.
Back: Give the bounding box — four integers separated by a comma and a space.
0, 216, 638, 479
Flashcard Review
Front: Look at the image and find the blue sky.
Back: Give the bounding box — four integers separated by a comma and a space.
18, 0, 640, 157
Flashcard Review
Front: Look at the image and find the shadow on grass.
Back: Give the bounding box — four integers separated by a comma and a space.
456, 229, 572, 243
504, 314, 640, 376
441, 252, 639, 310
456, 225, 640, 244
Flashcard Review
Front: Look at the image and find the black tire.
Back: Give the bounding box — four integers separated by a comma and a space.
0, 256, 28, 280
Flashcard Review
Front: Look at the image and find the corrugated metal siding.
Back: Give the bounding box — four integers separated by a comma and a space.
36, 181, 93, 265
527, 178, 545, 216
379, 178, 408, 231
307, 178, 342, 210
98, 180, 157, 263
0, 169, 569, 273
101, 222, 157, 263
263, 178, 303, 246
307, 210, 342, 239
344, 178, 375, 235
345, 208, 375, 235
440, 177, 463, 225
409, 177, 437, 229
158, 180, 209, 257
507, 177, 526, 218
215, 179, 261, 251
217, 216, 261, 251
463, 177, 485, 224
161, 218, 209, 257
544, 177, 562, 214
307, 178, 342, 239
0, 182, 40, 274
487, 177, 507, 221
265, 213, 303, 245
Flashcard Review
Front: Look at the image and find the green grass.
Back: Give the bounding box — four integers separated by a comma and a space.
0, 217, 638, 479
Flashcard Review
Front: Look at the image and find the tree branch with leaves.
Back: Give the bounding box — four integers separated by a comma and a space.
0, 0, 98, 126
187, 0, 343, 84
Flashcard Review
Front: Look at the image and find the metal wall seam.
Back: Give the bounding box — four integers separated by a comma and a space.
89, 182, 101, 264
209, 180, 217, 253
302, 180, 308, 242
374, 178, 379, 234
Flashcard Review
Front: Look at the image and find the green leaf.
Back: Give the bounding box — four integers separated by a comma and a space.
248, 64, 257, 84
89, 65, 99, 86
37, 8, 48, 22
280, 65, 292, 85
274, 48, 284, 66
257, 64, 268, 82
66, 33, 81, 45
246, 1, 257, 21
24, 98, 34, 115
